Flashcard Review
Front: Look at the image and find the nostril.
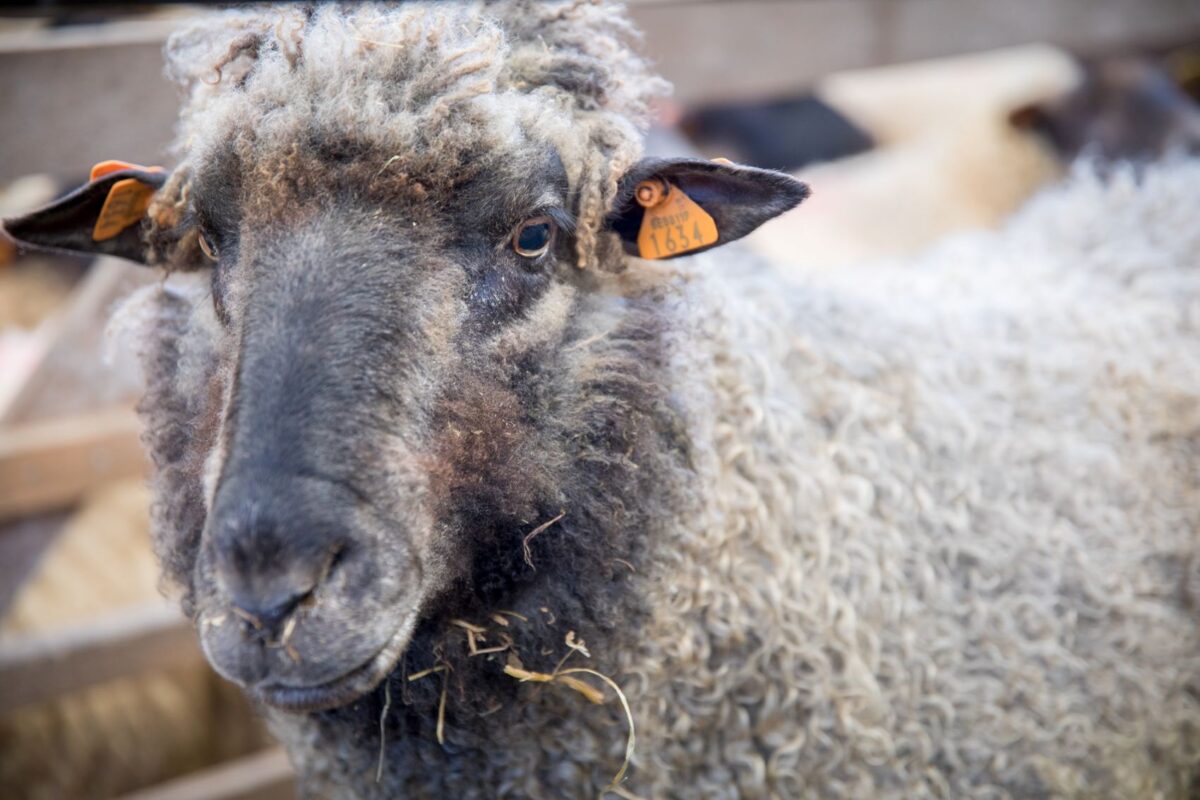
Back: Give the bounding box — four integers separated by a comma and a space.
231, 587, 312, 634
209, 474, 351, 636
319, 543, 347, 584
217, 541, 344, 637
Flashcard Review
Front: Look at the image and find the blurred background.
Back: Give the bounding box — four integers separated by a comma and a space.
1, 2, 1198, 798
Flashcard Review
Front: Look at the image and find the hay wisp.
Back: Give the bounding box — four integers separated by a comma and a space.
501, 631, 636, 794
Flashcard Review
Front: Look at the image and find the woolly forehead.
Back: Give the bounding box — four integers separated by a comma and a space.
170, 4, 654, 244
187, 89, 579, 231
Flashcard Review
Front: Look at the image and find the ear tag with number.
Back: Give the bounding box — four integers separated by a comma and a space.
635, 179, 719, 260
89, 160, 164, 242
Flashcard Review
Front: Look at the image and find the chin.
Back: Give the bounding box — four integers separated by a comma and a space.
251, 622, 411, 712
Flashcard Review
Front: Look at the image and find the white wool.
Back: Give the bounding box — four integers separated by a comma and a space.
817, 44, 1080, 146
750, 120, 1064, 269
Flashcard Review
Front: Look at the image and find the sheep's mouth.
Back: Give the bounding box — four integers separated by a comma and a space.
251, 608, 419, 713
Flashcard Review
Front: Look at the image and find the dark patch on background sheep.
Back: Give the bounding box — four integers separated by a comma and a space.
681, 93, 874, 171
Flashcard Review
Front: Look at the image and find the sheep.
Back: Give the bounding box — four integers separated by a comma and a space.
1008, 54, 1200, 162
4, 3, 1200, 798
747, 45, 1081, 269
748, 46, 1200, 271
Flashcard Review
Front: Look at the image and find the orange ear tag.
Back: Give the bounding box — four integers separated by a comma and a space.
635, 179, 719, 260
89, 160, 164, 242
92, 179, 157, 241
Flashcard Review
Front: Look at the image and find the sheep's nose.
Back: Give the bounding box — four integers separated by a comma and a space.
210, 470, 344, 635
230, 582, 313, 634
215, 530, 327, 635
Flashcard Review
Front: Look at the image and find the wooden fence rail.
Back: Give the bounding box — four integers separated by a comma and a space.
0, 601, 198, 714
116, 749, 296, 800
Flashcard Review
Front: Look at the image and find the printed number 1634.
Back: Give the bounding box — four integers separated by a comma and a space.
647, 221, 704, 256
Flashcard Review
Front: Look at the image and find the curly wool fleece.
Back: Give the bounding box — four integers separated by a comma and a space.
150, 1, 666, 271
629, 160, 1200, 799
131, 3, 1200, 798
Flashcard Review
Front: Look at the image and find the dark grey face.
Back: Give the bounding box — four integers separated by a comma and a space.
183, 137, 578, 710
1, 121, 806, 714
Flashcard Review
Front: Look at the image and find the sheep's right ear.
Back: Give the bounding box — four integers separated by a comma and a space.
606, 157, 809, 260
1, 161, 166, 265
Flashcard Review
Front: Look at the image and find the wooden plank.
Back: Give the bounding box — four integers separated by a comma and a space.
0, 15, 193, 183
879, 0, 1200, 65
629, 1, 878, 105
0, 510, 66, 617
628, 0, 1200, 106
0, 404, 146, 522
116, 749, 295, 800
0, 601, 198, 713
0, 257, 154, 425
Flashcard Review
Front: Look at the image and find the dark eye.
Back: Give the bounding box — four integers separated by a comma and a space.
197, 228, 219, 262
512, 216, 555, 259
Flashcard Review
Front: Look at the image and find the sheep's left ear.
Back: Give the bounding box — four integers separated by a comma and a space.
606, 157, 809, 260
1, 161, 166, 265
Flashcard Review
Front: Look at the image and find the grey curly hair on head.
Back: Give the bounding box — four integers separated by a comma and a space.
149, 1, 670, 271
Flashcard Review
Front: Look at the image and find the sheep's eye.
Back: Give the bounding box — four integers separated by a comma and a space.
512, 216, 555, 259
197, 228, 219, 262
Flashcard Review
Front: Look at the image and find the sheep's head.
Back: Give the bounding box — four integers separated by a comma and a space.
1009, 56, 1200, 162
2, 2, 805, 713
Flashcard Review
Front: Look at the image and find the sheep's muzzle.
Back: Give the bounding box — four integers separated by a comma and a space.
187, 219, 452, 712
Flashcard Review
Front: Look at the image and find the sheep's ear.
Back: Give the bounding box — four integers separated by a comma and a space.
1, 161, 167, 265
606, 157, 809, 260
